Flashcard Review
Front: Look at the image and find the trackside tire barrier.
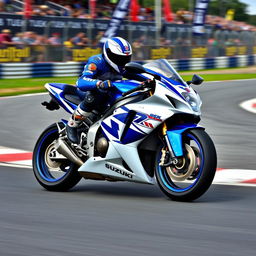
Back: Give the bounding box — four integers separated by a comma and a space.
0, 55, 255, 79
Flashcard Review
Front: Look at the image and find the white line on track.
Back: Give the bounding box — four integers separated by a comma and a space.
0, 92, 47, 100
0, 162, 32, 169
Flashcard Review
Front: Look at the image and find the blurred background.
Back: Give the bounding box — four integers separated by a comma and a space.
1, 3, 256, 254
0, 0, 255, 63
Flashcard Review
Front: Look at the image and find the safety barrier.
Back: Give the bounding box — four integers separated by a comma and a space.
0, 55, 255, 79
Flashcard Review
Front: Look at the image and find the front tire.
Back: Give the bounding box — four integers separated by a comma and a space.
33, 123, 82, 191
155, 129, 217, 201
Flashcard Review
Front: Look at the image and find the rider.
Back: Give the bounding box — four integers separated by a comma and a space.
66, 36, 132, 144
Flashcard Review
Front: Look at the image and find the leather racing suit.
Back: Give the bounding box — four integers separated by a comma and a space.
66, 53, 122, 143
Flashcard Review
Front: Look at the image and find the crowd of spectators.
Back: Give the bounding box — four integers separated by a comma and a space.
0, 0, 256, 57
0, 1, 255, 32
0, 27, 106, 61
1, 0, 115, 19
0, 29, 105, 47
206, 15, 256, 32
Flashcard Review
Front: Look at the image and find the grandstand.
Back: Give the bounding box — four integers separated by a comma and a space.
0, 0, 255, 62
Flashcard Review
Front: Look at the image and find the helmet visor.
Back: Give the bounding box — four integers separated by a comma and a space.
106, 48, 131, 67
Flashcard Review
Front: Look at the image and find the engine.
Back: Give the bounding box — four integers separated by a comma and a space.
96, 137, 109, 157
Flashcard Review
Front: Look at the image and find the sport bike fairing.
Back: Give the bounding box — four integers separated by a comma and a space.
45, 59, 202, 184
34, 59, 217, 201
77, 60, 202, 184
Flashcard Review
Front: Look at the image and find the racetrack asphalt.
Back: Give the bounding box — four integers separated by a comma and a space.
0, 79, 256, 255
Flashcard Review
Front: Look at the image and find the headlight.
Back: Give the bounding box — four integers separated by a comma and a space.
181, 90, 202, 113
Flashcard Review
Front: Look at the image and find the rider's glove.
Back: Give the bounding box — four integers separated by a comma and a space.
97, 80, 113, 89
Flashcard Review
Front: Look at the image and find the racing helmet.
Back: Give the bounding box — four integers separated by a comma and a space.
103, 37, 132, 73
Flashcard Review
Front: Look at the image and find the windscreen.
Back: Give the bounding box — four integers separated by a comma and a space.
143, 59, 187, 86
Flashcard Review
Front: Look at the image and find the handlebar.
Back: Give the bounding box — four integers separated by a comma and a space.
122, 79, 155, 97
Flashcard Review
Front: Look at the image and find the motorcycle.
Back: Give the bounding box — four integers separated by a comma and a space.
33, 59, 217, 201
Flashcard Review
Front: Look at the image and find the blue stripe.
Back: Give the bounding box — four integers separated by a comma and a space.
0, 64, 2, 78
31, 63, 53, 78
144, 68, 185, 100
120, 127, 145, 144
101, 120, 119, 139
205, 58, 215, 69
112, 37, 126, 53
105, 41, 109, 49
177, 59, 190, 71
248, 55, 254, 66
228, 56, 238, 68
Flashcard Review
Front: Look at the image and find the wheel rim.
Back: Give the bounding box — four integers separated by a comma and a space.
36, 129, 75, 182
44, 141, 62, 170
166, 144, 196, 181
157, 133, 204, 192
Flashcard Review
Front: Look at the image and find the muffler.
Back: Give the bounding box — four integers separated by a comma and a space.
55, 138, 83, 166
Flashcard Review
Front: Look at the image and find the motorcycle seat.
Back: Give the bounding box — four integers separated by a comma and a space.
62, 84, 86, 105
63, 84, 77, 95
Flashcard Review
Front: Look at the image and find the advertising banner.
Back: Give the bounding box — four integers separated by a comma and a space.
192, 0, 210, 35
0, 47, 30, 62
0, 13, 209, 42
150, 47, 173, 59
100, 0, 131, 44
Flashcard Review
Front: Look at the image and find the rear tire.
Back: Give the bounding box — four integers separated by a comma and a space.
155, 129, 217, 201
33, 123, 82, 191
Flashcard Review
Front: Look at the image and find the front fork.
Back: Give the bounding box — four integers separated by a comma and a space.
160, 122, 201, 167
160, 123, 179, 166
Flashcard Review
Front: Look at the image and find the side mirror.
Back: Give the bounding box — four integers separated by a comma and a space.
187, 74, 204, 85
125, 62, 146, 74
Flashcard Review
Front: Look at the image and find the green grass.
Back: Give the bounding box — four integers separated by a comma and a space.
0, 73, 256, 97
180, 66, 253, 73
181, 73, 256, 82
0, 77, 76, 89
0, 77, 77, 97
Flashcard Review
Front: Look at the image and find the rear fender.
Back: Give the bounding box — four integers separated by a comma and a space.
166, 124, 204, 157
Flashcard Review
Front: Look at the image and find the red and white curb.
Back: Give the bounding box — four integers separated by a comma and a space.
215, 168, 256, 186
1, 146, 256, 187
0, 146, 32, 168
240, 98, 256, 114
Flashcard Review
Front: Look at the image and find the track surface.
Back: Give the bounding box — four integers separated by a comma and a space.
1, 80, 256, 255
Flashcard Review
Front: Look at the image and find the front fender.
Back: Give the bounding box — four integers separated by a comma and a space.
166, 124, 204, 157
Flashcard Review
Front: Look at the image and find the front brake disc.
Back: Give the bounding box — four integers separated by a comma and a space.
166, 144, 197, 181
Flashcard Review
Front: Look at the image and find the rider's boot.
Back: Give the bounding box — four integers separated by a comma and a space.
66, 106, 90, 144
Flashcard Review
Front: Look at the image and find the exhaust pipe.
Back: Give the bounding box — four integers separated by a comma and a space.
55, 138, 83, 166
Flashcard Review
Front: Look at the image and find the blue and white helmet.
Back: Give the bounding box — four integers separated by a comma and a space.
103, 37, 132, 73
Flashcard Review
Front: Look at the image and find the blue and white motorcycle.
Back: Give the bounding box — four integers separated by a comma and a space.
33, 59, 217, 201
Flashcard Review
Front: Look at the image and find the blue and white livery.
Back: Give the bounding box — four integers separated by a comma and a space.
33, 59, 217, 201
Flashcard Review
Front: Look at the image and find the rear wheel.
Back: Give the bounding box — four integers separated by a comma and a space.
33, 123, 82, 191
155, 129, 217, 201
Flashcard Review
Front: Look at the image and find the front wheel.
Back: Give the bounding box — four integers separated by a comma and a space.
33, 123, 82, 191
155, 129, 217, 201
